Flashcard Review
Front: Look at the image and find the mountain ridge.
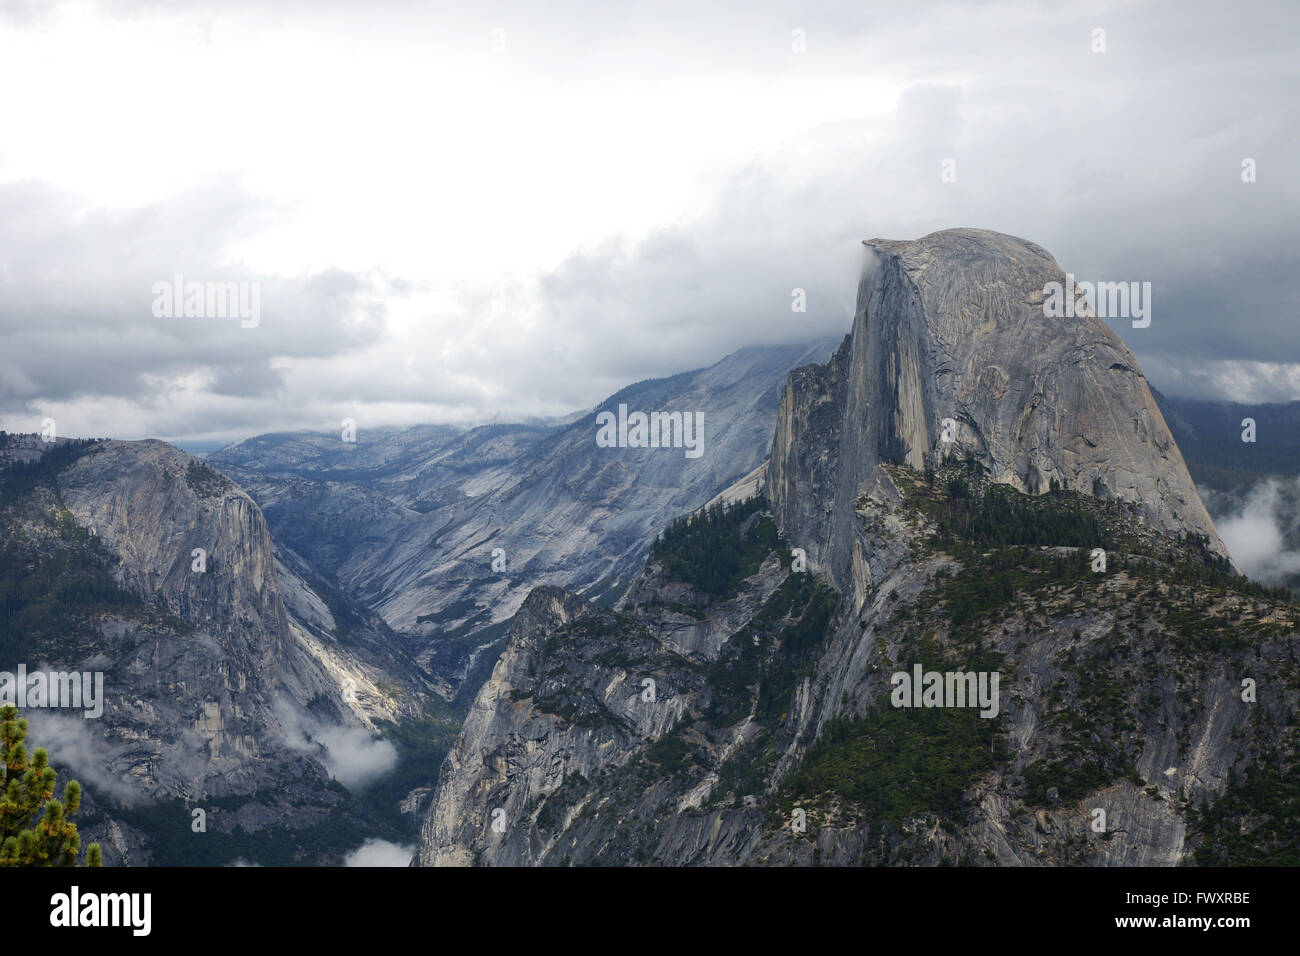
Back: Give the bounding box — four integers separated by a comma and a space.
415, 229, 1295, 867
208, 339, 841, 692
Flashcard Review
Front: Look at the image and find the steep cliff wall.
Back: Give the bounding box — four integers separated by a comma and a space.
415, 230, 1293, 868
0, 435, 425, 863
417, 465, 1293, 867
766, 228, 1225, 593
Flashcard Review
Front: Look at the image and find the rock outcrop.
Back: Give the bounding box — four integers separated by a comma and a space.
415, 229, 1293, 868
767, 228, 1227, 594
0, 435, 431, 864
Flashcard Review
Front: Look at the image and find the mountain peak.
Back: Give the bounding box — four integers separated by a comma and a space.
770, 227, 1227, 592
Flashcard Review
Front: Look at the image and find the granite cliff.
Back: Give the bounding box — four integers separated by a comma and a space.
417, 230, 1295, 867
0, 434, 434, 864
767, 228, 1227, 596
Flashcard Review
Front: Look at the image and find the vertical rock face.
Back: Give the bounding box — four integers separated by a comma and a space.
418, 587, 603, 867
415, 228, 1296, 869
417, 548, 792, 867
767, 228, 1226, 590
1, 436, 424, 863
48, 441, 322, 799
58, 441, 293, 685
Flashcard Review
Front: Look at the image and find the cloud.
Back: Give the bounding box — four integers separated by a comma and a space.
0, 0, 48, 27
1136, 357, 1300, 406
1, 0, 1298, 445
1209, 478, 1300, 584
310, 723, 399, 789
343, 838, 414, 867
21, 709, 141, 806
0, 177, 403, 443
275, 700, 398, 790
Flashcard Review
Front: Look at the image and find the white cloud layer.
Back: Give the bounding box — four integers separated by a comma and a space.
275, 701, 398, 790
1, 1, 1298, 445
1213, 478, 1300, 585
343, 839, 414, 867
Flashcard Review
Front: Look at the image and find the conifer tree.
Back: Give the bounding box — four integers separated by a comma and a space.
0, 704, 102, 866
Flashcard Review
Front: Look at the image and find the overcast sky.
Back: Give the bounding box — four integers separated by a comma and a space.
1, 0, 1297, 447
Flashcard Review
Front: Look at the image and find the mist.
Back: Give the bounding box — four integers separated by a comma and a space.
344, 839, 414, 867
1208, 477, 1300, 585
275, 701, 399, 790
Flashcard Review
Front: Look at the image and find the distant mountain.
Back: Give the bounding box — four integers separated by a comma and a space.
1151, 388, 1300, 490
1149, 389, 1300, 593
208, 340, 840, 696
418, 229, 1298, 867
0, 338, 842, 866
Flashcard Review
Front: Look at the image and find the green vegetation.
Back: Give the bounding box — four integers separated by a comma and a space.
707, 573, 839, 804
0, 468, 197, 667
774, 701, 1008, 826
0, 511, 146, 666
705, 572, 837, 728
644, 730, 704, 776
888, 457, 1299, 842
1159, 602, 1287, 655
534, 772, 589, 833
534, 689, 630, 730
184, 459, 230, 498
365, 700, 463, 834
1, 435, 190, 665
893, 458, 1292, 617
1, 704, 101, 866
650, 496, 780, 596
1022, 756, 1123, 805
110, 792, 388, 866
941, 548, 1093, 639
530, 607, 657, 727
0, 436, 102, 497
583, 451, 1300, 863
1188, 749, 1300, 866
1028, 645, 1142, 804
916, 456, 1105, 553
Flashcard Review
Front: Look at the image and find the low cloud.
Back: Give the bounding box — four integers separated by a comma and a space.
276, 701, 398, 790
344, 839, 414, 867
1209, 478, 1300, 585
21, 709, 140, 807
